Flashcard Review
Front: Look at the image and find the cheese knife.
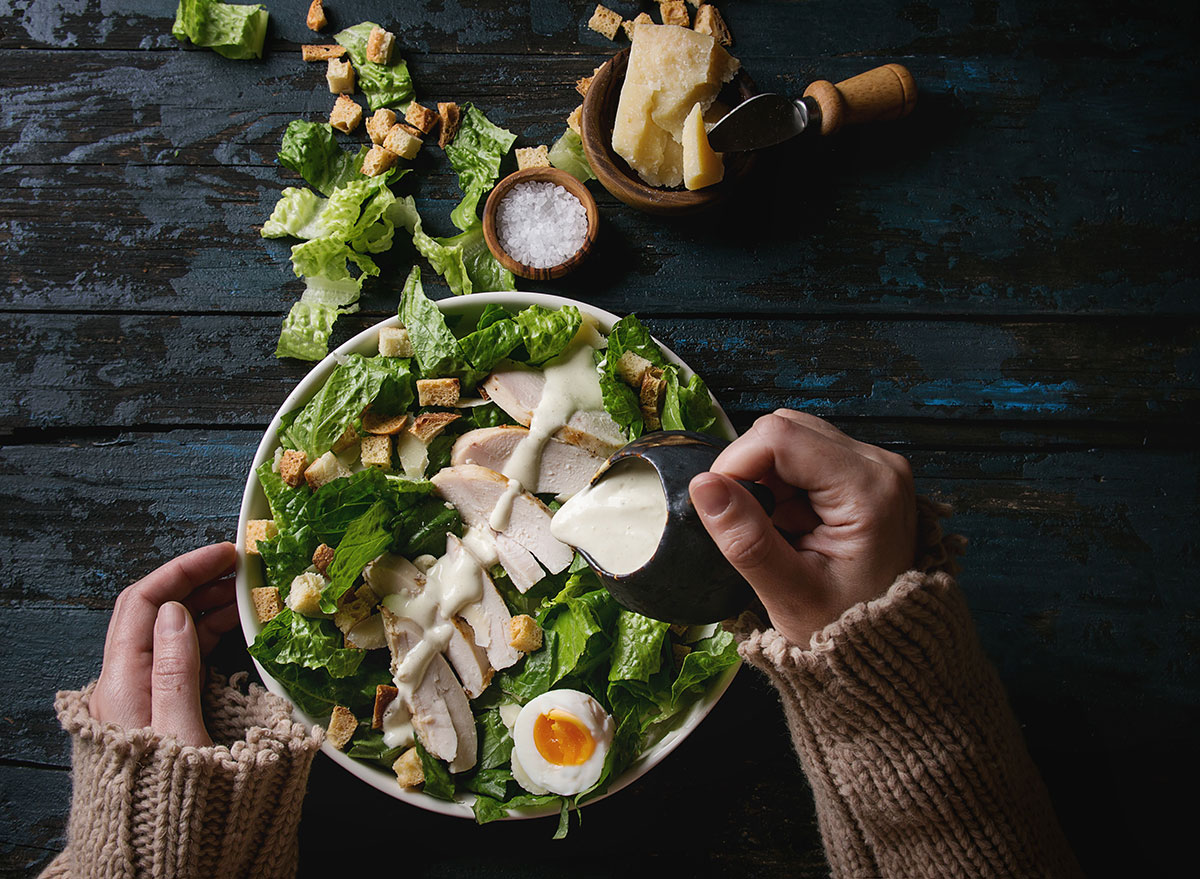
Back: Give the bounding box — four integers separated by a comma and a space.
706, 63, 917, 153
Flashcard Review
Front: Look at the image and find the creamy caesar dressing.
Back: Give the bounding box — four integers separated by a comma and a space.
550, 458, 668, 575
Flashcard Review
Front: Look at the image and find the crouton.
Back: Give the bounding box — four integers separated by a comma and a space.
312, 543, 335, 575
622, 12, 653, 40
326, 705, 356, 750
334, 589, 374, 634
509, 614, 543, 653
588, 5, 623, 40
361, 144, 398, 177
382, 123, 423, 160
516, 145, 551, 170
575, 75, 594, 97
331, 424, 359, 453
245, 519, 278, 555
365, 26, 395, 64
360, 433, 392, 469
659, 0, 690, 28
330, 94, 363, 133
286, 572, 327, 617
567, 104, 584, 137
326, 58, 355, 94
251, 586, 284, 623
366, 108, 396, 144
409, 412, 461, 443
416, 377, 461, 407
373, 684, 399, 730
278, 449, 309, 488
640, 371, 667, 431
361, 409, 409, 436
378, 324, 413, 358
355, 583, 378, 605
302, 44, 345, 62
393, 747, 424, 787
306, 0, 327, 32
404, 102, 439, 135
616, 350, 654, 388
437, 102, 461, 148
305, 451, 352, 489
672, 643, 693, 666
694, 4, 732, 46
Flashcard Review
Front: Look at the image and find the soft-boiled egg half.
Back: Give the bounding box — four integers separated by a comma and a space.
511, 689, 615, 796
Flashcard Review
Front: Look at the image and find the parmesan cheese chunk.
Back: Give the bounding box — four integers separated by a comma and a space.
681, 102, 724, 191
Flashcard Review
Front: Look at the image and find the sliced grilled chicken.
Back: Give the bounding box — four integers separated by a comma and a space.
450, 426, 606, 498
446, 617, 493, 698
494, 534, 544, 593
457, 582, 524, 673
432, 464, 573, 575
481, 363, 625, 457
381, 608, 477, 773
364, 553, 425, 596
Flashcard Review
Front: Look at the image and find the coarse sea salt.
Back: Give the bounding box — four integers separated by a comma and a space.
496, 181, 588, 268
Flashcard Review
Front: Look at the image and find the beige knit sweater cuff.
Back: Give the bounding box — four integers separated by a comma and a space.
42, 672, 322, 879
736, 498, 1081, 879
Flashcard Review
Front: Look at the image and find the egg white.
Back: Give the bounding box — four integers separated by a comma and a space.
511, 689, 614, 796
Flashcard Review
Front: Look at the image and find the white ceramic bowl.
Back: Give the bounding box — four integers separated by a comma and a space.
235, 291, 740, 821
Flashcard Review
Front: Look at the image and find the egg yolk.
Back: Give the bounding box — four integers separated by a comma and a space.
533, 709, 595, 766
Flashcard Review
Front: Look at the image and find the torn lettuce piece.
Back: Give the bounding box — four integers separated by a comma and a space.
390, 196, 515, 297
661, 367, 717, 434
277, 121, 361, 196
335, 22, 414, 111
445, 104, 517, 231
397, 266, 476, 381
515, 304, 582, 364
548, 128, 596, 183
276, 300, 343, 361
172, 0, 268, 60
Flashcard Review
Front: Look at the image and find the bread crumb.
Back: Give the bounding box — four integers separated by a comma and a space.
373, 684, 398, 730
326, 57, 355, 94
383, 123, 423, 160
366, 108, 396, 145
509, 614, 544, 652
405, 102, 439, 135
326, 705, 356, 750
306, 0, 327, 32
278, 449, 309, 488
330, 94, 363, 133
301, 44, 344, 62
416, 377, 461, 407
659, 0, 690, 28
622, 12, 653, 40
437, 102, 461, 148
516, 145, 551, 170
361, 144, 398, 177
567, 104, 583, 136
588, 5, 623, 41
694, 4, 732, 46
245, 519, 277, 555
393, 747, 424, 787
312, 543, 335, 576
251, 586, 283, 623
365, 26, 395, 64
409, 412, 461, 443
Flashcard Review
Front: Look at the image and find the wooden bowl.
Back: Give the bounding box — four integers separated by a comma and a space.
481, 167, 599, 280
581, 49, 758, 216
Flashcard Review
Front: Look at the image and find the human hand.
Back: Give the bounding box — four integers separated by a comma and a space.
90, 542, 241, 746
689, 411, 917, 645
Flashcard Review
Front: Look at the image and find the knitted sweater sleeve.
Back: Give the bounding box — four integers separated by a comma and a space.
38, 672, 323, 879
735, 499, 1082, 879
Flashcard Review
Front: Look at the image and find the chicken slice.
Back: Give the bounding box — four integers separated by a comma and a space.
432, 464, 573, 575
481, 362, 625, 457
381, 608, 478, 773
364, 553, 425, 597
494, 534, 544, 593
446, 617, 493, 698
450, 426, 606, 498
453, 566, 523, 673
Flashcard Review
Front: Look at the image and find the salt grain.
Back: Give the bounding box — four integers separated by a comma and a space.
496, 181, 588, 268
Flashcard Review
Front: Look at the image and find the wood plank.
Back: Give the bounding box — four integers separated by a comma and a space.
0, 313, 1194, 432
0, 764, 70, 876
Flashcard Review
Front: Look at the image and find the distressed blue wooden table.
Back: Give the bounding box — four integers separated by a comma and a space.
1, 0, 1196, 875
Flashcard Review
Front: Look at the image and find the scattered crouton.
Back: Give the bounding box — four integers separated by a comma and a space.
306, 0, 327, 32
409, 412, 461, 443
366, 108, 396, 144
659, 0, 690, 28
278, 449, 309, 488
694, 4, 732, 45
588, 5, 623, 40
373, 684, 399, 730
437, 102, 461, 148
362, 409, 409, 436
622, 12, 653, 40
245, 519, 278, 555
616, 350, 654, 388
404, 102, 439, 135
416, 377, 461, 407
365, 26, 395, 64
312, 543, 335, 575
326, 58, 355, 94
286, 572, 327, 617
302, 44, 345, 62
378, 324, 413, 358
509, 614, 544, 653
567, 104, 583, 137
251, 586, 283, 623
382, 123, 422, 160
326, 705, 356, 750
393, 747, 424, 787
672, 643, 693, 666
360, 433, 392, 470
361, 144, 398, 177
640, 371, 667, 431
331, 424, 360, 453
575, 75, 594, 97
516, 145, 551, 170
330, 94, 363, 133
305, 451, 352, 489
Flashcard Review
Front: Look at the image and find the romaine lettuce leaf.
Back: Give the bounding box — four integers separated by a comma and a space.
276, 121, 360, 196
445, 104, 517, 231
345, 722, 403, 768
397, 266, 475, 378
515, 304, 582, 364
548, 128, 596, 183
323, 499, 396, 612
275, 300, 343, 361
669, 628, 739, 710
289, 468, 393, 545
334, 22, 414, 111
257, 525, 319, 594
172, 0, 268, 60
608, 610, 670, 683
661, 367, 718, 434
414, 740, 457, 800
472, 791, 566, 827
390, 197, 515, 297
254, 460, 309, 532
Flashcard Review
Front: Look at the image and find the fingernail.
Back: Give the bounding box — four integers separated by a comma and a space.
691, 476, 732, 517
158, 602, 188, 634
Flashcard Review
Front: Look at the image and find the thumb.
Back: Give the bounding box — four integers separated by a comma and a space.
151, 602, 212, 746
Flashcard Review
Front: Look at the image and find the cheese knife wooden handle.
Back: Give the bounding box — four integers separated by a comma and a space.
803, 63, 917, 136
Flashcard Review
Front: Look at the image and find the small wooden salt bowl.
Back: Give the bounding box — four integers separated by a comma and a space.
581, 49, 758, 216
482, 167, 600, 281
